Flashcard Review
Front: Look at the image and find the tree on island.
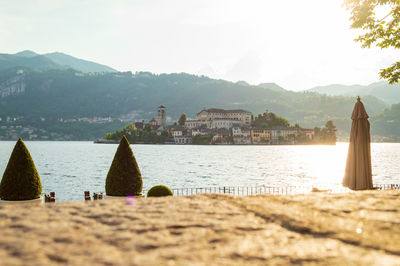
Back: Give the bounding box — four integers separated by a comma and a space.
345, 0, 400, 83
325, 120, 337, 144
314, 120, 337, 144
178, 113, 187, 126
253, 111, 290, 128
105, 123, 137, 142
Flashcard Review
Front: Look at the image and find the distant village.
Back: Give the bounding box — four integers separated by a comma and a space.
104, 106, 336, 145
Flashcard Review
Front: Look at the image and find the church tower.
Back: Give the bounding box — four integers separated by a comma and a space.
157, 105, 166, 128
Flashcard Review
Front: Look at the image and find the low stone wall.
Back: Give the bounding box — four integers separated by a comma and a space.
0, 190, 399, 265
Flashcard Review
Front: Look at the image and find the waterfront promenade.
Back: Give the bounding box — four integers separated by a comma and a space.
0, 190, 399, 265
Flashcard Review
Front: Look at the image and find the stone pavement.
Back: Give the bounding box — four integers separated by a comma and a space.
0, 190, 399, 265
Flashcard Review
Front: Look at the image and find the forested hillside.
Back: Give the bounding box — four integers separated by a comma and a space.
0, 67, 387, 131
0, 50, 396, 140
371, 103, 400, 141
309, 81, 400, 105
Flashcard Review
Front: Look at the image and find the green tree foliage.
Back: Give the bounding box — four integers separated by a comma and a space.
104, 123, 137, 142
178, 113, 187, 126
345, 0, 400, 83
147, 185, 173, 197
105, 123, 169, 144
192, 135, 213, 145
253, 111, 290, 128
325, 120, 337, 144
370, 102, 400, 140
313, 121, 337, 144
105, 136, 143, 196
0, 68, 387, 136
0, 138, 42, 200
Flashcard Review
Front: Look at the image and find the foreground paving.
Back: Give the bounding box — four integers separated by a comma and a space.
0, 190, 399, 265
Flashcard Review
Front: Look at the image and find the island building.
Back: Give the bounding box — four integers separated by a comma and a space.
157, 105, 167, 128
185, 108, 252, 129
149, 118, 158, 126
132, 106, 316, 145
169, 125, 192, 144
250, 128, 271, 144
232, 126, 251, 144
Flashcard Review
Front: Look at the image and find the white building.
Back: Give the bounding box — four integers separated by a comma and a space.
210, 119, 241, 129
232, 127, 251, 144
196, 108, 252, 126
185, 120, 208, 129
185, 108, 252, 130
232, 127, 250, 137
174, 136, 192, 144
170, 126, 186, 137
191, 128, 212, 137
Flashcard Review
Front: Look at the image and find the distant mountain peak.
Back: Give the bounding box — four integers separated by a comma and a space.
14, 50, 39, 58
43, 52, 117, 73
0, 50, 117, 73
236, 80, 250, 86
307, 82, 400, 105
257, 82, 286, 92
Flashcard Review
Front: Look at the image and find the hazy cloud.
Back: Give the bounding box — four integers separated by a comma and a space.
0, 0, 398, 90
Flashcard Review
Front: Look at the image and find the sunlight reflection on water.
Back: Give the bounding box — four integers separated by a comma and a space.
0, 141, 399, 202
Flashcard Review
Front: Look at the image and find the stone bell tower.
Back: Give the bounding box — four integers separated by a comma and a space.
157, 105, 166, 128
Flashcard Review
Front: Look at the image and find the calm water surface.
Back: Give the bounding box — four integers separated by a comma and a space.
0, 142, 399, 202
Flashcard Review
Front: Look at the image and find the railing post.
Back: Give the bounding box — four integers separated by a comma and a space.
84, 191, 90, 201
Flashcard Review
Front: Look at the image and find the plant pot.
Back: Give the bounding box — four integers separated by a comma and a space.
0, 197, 43, 205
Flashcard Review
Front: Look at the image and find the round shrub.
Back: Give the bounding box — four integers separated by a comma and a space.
105, 136, 143, 196
147, 185, 173, 197
0, 138, 42, 200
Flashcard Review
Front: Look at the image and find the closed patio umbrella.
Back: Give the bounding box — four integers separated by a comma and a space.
343, 97, 373, 190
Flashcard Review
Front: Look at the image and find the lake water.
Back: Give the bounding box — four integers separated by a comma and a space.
0, 142, 399, 202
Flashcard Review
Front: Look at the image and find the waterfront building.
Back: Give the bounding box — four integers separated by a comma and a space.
134, 120, 145, 130
150, 118, 158, 126
251, 128, 271, 144
169, 126, 192, 144
191, 127, 212, 137
211, 128, 231, 144
270, 127, 288, 144
173, 135, 192, 144
232, 127, 251, 144
300, 129, 315, 140
170, 126, 186, 137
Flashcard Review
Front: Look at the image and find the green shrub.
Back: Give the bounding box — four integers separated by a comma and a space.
0, 138, 42, 200
105, 136, 143, 196
147, 185, 173, 197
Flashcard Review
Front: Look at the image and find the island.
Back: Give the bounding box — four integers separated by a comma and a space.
101, 106, 337, 145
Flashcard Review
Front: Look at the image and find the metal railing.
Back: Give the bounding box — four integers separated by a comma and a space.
375, 184, 400, 190
142, 183, 400, 197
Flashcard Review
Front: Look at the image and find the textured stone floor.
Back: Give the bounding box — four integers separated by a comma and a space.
0, 190, 399, 265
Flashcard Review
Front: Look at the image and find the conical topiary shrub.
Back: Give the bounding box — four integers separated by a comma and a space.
105, 136, 143, 196
0, 138, 42, 201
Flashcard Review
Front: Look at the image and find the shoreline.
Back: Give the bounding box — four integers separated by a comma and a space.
1, 140, 400, 144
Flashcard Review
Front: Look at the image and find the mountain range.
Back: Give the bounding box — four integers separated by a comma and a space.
0, 50, 116, 73
308, 82, 400, 105
0, 50, 399, 141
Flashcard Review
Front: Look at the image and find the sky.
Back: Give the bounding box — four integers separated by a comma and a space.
0, 0, 397, 91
